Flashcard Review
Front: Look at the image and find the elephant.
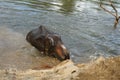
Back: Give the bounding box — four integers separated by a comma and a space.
26, 25, 70, 61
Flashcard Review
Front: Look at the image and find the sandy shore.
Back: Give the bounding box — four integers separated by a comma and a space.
0, 56, 119, 80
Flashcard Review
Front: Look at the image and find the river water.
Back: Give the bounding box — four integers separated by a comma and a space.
0, 0, 120, 69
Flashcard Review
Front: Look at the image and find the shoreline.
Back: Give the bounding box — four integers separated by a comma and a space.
0, 56, 119, 80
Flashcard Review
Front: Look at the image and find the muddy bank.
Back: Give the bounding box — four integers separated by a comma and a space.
0, 56, 119, 80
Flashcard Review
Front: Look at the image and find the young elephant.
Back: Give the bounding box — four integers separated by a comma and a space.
26, 25, 70, 61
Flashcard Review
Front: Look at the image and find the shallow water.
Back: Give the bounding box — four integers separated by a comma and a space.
0, 0, 120, 67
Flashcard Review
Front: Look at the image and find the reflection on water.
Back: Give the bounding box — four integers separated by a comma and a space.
0, 0, 120, 66
59, 0, 75, 14
13, 0, 75, 15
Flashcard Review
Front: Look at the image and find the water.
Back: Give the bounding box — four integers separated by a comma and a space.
0, 0, 120, 67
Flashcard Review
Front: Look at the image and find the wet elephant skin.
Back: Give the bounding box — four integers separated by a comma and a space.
26, 25, 70, 61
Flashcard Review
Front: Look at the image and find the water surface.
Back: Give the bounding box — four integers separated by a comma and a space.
0, 0, 120, 65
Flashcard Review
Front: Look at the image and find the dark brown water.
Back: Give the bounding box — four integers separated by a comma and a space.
0, 0, 120, 70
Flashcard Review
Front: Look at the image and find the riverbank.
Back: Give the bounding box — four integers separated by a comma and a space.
0, 28, 120, 80
0, 56, 119, 80
0, 27, 120, 80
